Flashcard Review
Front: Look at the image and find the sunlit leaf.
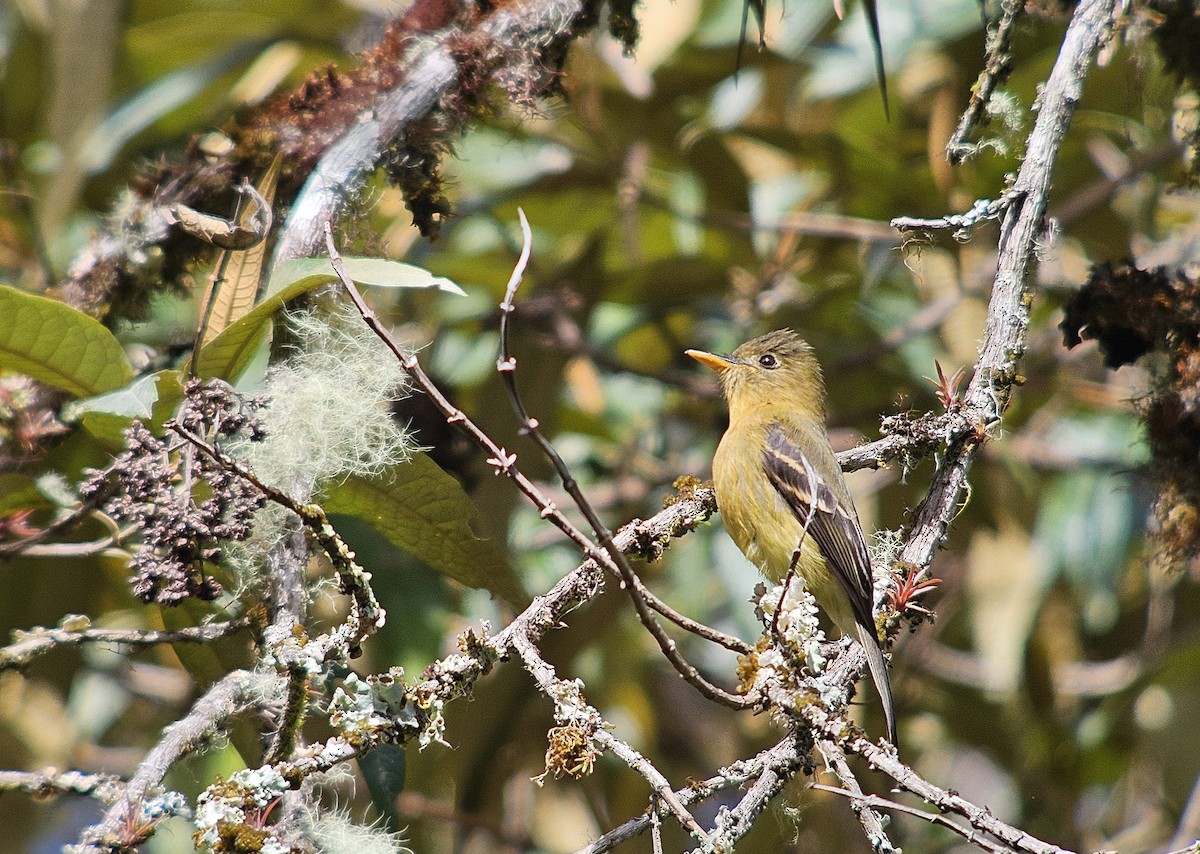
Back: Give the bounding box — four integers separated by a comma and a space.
64, 371, 186, 445
195, 257, 463, 380
319, 453, 525, 606
198, 155, 282, 347
0, 285, 135, 397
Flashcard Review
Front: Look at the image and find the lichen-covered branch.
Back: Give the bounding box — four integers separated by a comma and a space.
1, 616, 252, 671
817, 740, 897, 854
800, 702, 1075, 854
73, 669, 260, 852
946, 0, 1024, 164
274, 0, 597, 263
573, 736, 807, 854
896, 0, 1118, 576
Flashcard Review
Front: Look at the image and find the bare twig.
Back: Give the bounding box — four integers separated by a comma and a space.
1, 617, 251, 671
817, 741, 897, 853
573, 735, 806, 854
325, 223, 753, 710
635, 579, 752, 655
798, 700, 1074, 854
493, 211, 755, 701
812, 784, 1013, 854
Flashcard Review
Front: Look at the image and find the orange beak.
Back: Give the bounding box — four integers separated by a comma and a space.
685, 349, 736, 374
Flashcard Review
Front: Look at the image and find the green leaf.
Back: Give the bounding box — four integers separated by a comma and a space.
64, 371, 186, 445
0, 285, 135, 397
0, 474, 48, 516
359, 744, 406, 831
319, 453, 525, 605
194, 257, 465, 381
272, 256, 466, 296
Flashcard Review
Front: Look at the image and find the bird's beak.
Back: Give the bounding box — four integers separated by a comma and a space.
685, 349, 736, 374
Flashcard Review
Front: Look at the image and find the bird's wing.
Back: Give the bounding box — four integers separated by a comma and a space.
761, 422, 877, 631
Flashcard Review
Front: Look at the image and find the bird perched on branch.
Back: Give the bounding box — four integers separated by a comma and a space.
687, 329, 897, 744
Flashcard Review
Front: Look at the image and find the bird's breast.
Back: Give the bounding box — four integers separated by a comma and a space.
713, 430, 817, 584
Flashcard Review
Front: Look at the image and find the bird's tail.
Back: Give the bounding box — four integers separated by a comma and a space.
855, 622, 897, 747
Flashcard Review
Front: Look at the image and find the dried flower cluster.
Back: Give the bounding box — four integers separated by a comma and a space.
81, 380, 268, 605
1062, 262, 1200, 572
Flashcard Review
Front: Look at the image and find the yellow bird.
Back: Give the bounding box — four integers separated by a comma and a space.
687, 329, 897, 744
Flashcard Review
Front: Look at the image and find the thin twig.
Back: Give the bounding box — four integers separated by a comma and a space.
168, 423, 384, 659
796, 700, 1075, 854
946, 0, 1023, 164
325, 222, 753, 710
1, 617, 252, 671
574, 735, 806, 854
812, 784, 1013, 854
817, 741, 897, 853
493, 210, 754, 702
510, 631, 712, 847
271, 488, 724, 785
634, 578, 752, 654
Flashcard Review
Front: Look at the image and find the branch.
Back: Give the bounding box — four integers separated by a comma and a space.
946, 0, 1023, 164
573, 735, 807, 854
269, 484, 720, 783
1, 617, 252, 671
325, 223, 754, 710
812, 784, 1013, 854
0, 768, 120, 800
896, 0, 1118, 578
491, 212, 756, 699
510, 630, 711, 846
74, 669, 259, 852
800, 702, 1075, 854
817, 740, 897, 853
169, 423, 385, 661
890, 193, 1018, 241
272, 0, 595, 265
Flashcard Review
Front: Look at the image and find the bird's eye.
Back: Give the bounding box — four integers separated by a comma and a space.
758, 353, 778, 368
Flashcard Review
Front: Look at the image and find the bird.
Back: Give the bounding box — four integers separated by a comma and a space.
687, 329, 897, 744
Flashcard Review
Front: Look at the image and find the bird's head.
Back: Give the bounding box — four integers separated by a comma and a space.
686, 329, 826, 420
